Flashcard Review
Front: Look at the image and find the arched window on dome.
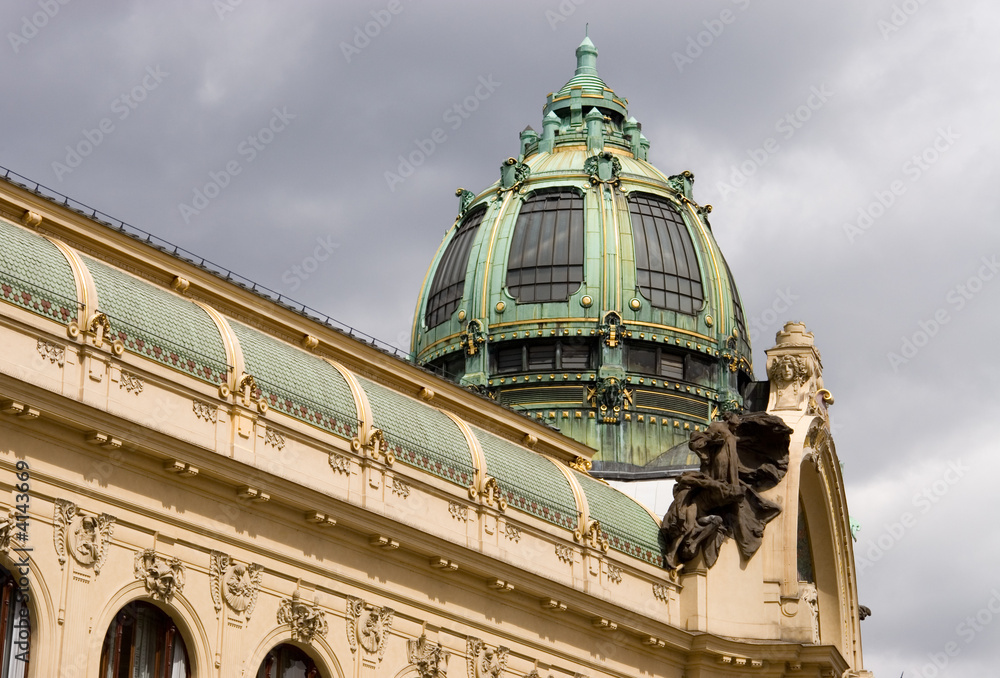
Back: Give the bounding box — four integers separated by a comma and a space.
425, 206, 487, 329
0, 564, 30, 678
506, 190, 584, 304
627, 194, 703, 314
99, 601, 190, 678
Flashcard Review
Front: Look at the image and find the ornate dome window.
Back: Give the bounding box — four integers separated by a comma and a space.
628, 193, 703, 314
425, 205, 487, 329
506, 190, 584, 303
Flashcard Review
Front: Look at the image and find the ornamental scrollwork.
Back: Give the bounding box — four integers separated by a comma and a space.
209, 551, 263, 619
352, 427, 393, 465
0, 512, 14, 553
236, 373, 268, 413
456, 188, 476, 216
54, 499, 115, 574
574, 520, 609, 552
278, 592, 328, 643
497, 157, 530, 194
119, 371, 144, 394
597, 311, 629, 348
192, 400, 217, 422
666, 170, 694, 200
346, 596, 394, 662
391, 477, 411, 498
461, 319, 486, 356
134, 549, 185, 602
264, 427, 286, 450
480, 477, 506, 511
330, 453, 351, 474
583, 151, 622, 187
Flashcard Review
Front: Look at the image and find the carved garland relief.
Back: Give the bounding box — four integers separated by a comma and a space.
278, 592, 328, 643
134, 549, 185, 602
36, 339, 65, 366
408, 632, 449, 678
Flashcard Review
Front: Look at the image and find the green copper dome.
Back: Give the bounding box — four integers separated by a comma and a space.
411, 36, 753, 478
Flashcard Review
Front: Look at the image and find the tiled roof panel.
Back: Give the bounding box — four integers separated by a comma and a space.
84, 255, 228, 383
0, 218, 78, 324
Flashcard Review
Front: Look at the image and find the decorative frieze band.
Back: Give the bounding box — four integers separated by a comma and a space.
37, 339, 65, 366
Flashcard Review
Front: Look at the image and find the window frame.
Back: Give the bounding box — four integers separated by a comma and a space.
505, 189, 585, 304
493, 339, 593, 374
627, 192, 704, 314
425, 205, 487, 329
100, 601, 190, 678
625, 343, 716, 386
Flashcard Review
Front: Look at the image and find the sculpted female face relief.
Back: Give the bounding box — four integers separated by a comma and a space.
769, 355, 810, 410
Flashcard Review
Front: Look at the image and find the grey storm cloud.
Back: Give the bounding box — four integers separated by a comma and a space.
2, 2, 998, 675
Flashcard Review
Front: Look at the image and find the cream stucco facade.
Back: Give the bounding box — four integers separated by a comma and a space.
0, 164, 869, 676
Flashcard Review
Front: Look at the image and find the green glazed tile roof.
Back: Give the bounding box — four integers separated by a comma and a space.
228, 320, 358, 440
84, 256, 229, 384
472, 426, 579, 531
0, 218, 78, 324
574, 470, 662, 566
358, 377, 476, 488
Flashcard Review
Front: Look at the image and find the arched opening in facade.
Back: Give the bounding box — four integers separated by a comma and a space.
799, 456, 845, 651
99, 601, 190, 678
256, 643, 322, 678
0, 564, 30, 678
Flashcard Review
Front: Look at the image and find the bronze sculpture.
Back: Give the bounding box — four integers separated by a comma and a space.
660, 412, 792, 570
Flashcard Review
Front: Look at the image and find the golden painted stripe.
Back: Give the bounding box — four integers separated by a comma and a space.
684, 202, 726, 336
442, 411, 486, 490
190, 301, 242, 383
417, 331, 463, 354
480, 191, 513, 315
628, 321, 715, 343
44, 236, 92, 327
324, 360, 371, 433
548, 457, 589, 535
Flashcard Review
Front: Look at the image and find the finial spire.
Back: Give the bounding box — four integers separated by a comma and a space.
575, 29, 598, 76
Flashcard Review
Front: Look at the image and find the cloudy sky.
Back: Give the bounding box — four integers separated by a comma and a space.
2, 1, 997, 674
